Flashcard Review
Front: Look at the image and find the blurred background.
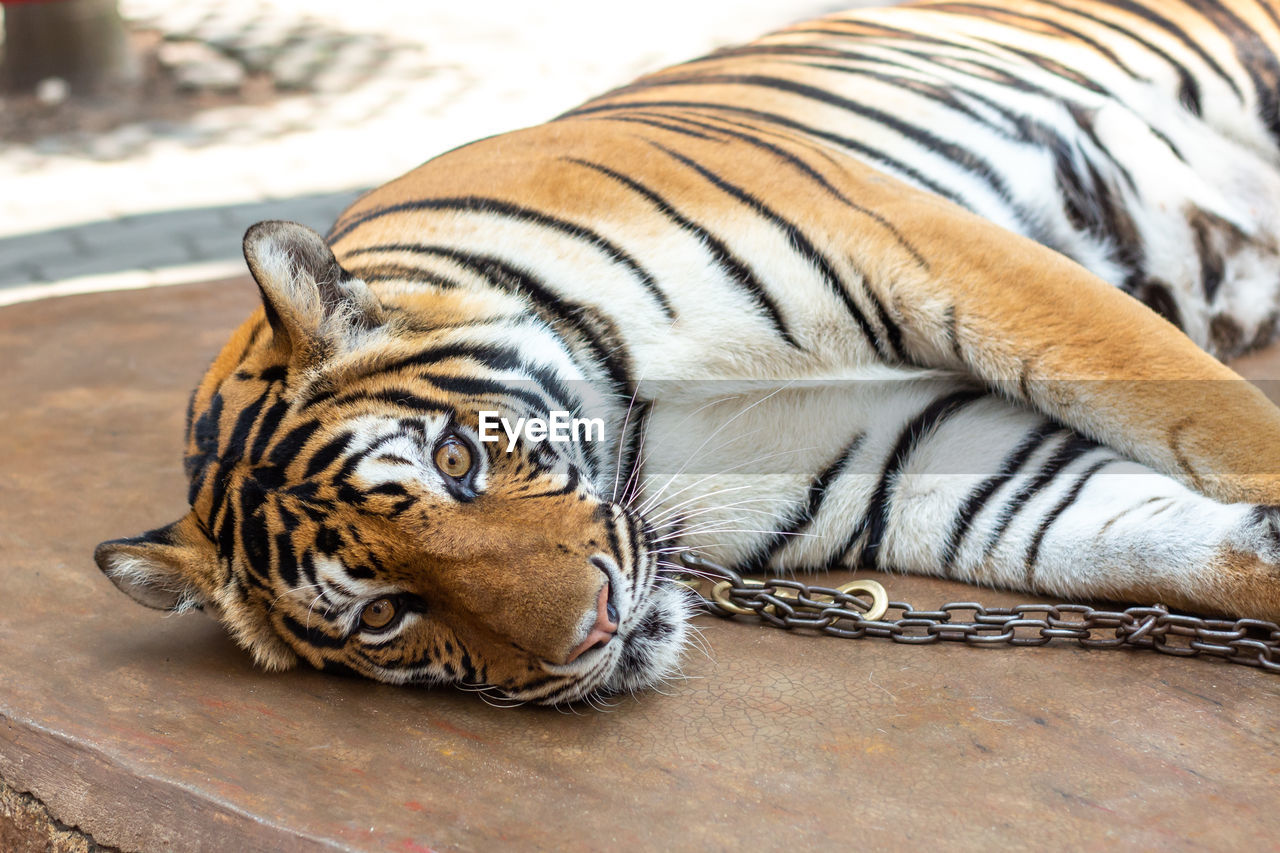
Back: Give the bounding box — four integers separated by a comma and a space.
0, 0, 858, 304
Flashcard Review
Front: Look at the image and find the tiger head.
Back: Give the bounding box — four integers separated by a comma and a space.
94, 221, 692, 705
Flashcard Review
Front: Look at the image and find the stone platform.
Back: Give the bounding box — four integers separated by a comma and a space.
2, 280, 1279, 851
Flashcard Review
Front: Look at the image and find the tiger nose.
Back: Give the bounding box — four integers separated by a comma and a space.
565, 581, 619, 663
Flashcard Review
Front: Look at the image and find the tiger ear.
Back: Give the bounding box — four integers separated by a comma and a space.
96, 513, 300, 671
242, 220, 383, 364
94, 512, 219, 612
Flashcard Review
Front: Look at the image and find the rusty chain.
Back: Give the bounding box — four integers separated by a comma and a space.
674, 553, 1280, 674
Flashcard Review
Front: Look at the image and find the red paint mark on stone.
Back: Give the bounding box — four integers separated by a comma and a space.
247, 700, 291, 722
198, 697, 235, 712
428, 717, 487, 743
110, 724, 181, 751
196, 696, 290, 722
403, 800, 427, 812
396, 840, 437, 853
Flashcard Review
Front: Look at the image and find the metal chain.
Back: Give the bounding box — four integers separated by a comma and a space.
674, 553, 1280, 674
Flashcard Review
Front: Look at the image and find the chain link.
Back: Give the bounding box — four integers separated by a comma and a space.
674, 553, 1280, 674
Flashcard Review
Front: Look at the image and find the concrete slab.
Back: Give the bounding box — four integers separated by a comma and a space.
2, 280, 1280, 851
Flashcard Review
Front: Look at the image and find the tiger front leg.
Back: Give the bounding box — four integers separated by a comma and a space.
653, 377, 1280, 621
811, 162, 1280, 506
850, 391, 1280, 623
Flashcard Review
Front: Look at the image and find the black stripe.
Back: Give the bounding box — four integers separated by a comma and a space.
970, 35, 1109, 94
680, 42, 1032, 134
845, 389, 986, 567
688, 42, 901, 68
1025, 0, 1204, 115
297, 342, 531, 409
223, 393, 267, 470
186, 391, 224, 502
1068, 103, 1137, 191
588, 113, 718, 139
741, 431, 866, 572
225, 322, 267, 389
355, 342, 524, 381
563, 99, 965, 205
207, 395, 267, 535
649, 142, 888, 357
859, 276, 906, 362
295, 388, 337, 412
516, 464, 581, 500
1188, 210, 1227, 303
566, 157, 800, 348
328, 196, 675, 320
1129, 276, 1185, 331
925, 2, 1140, 78
940, 421, 1058, 571
344, 244, 633, 403
1181, 0, 1280, 147
303, 430, 354, 480
249, 394, 290, 465
611, 73, 1029, 214
602, 508, 625, 572
414, 373, 564, 422
214, 488, 239, 580
819, 6, 1217, 115
456, 646, 481, 684
329, 387, 453, 417
614, 399, 652, 506
982, 434, 1098, 555
785, 18, 1133, 155
632, 110, 929, 272
667, 110, 844, 168
427, 353, 578, 417
342, 262, 465, 288
238, 479, 273, 583
623, 508, 644, 579
1023, 458, 1114, 582
1100, 0, 1243, 100
265, 420, 323, 472
272, 528, 299, 589
1054, 107, 1146, 279
279, 611, 346, 649
791, 58, 1016, 135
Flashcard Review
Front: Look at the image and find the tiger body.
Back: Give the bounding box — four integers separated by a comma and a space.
99, 0, 1280, 704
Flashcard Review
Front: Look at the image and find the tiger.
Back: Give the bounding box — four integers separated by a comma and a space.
97, 0, 1280, 705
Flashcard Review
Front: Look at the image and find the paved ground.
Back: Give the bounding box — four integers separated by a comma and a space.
4, 279, 1280, 850
0, 0, 845, 304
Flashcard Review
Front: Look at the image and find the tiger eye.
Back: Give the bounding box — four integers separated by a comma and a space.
434, 438, 473, 479
360, 597, 397, 629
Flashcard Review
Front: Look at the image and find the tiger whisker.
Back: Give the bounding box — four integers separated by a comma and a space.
627, 380, 801, 514
650, 522, 820, 542
615, 392, 744, 507
646, 499, 794, 529
631, 442, 819, 521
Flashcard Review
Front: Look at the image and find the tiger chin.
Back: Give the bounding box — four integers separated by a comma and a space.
95, 221, 693, 706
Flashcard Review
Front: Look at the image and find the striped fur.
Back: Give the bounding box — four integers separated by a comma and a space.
99, 0, 1280, 704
